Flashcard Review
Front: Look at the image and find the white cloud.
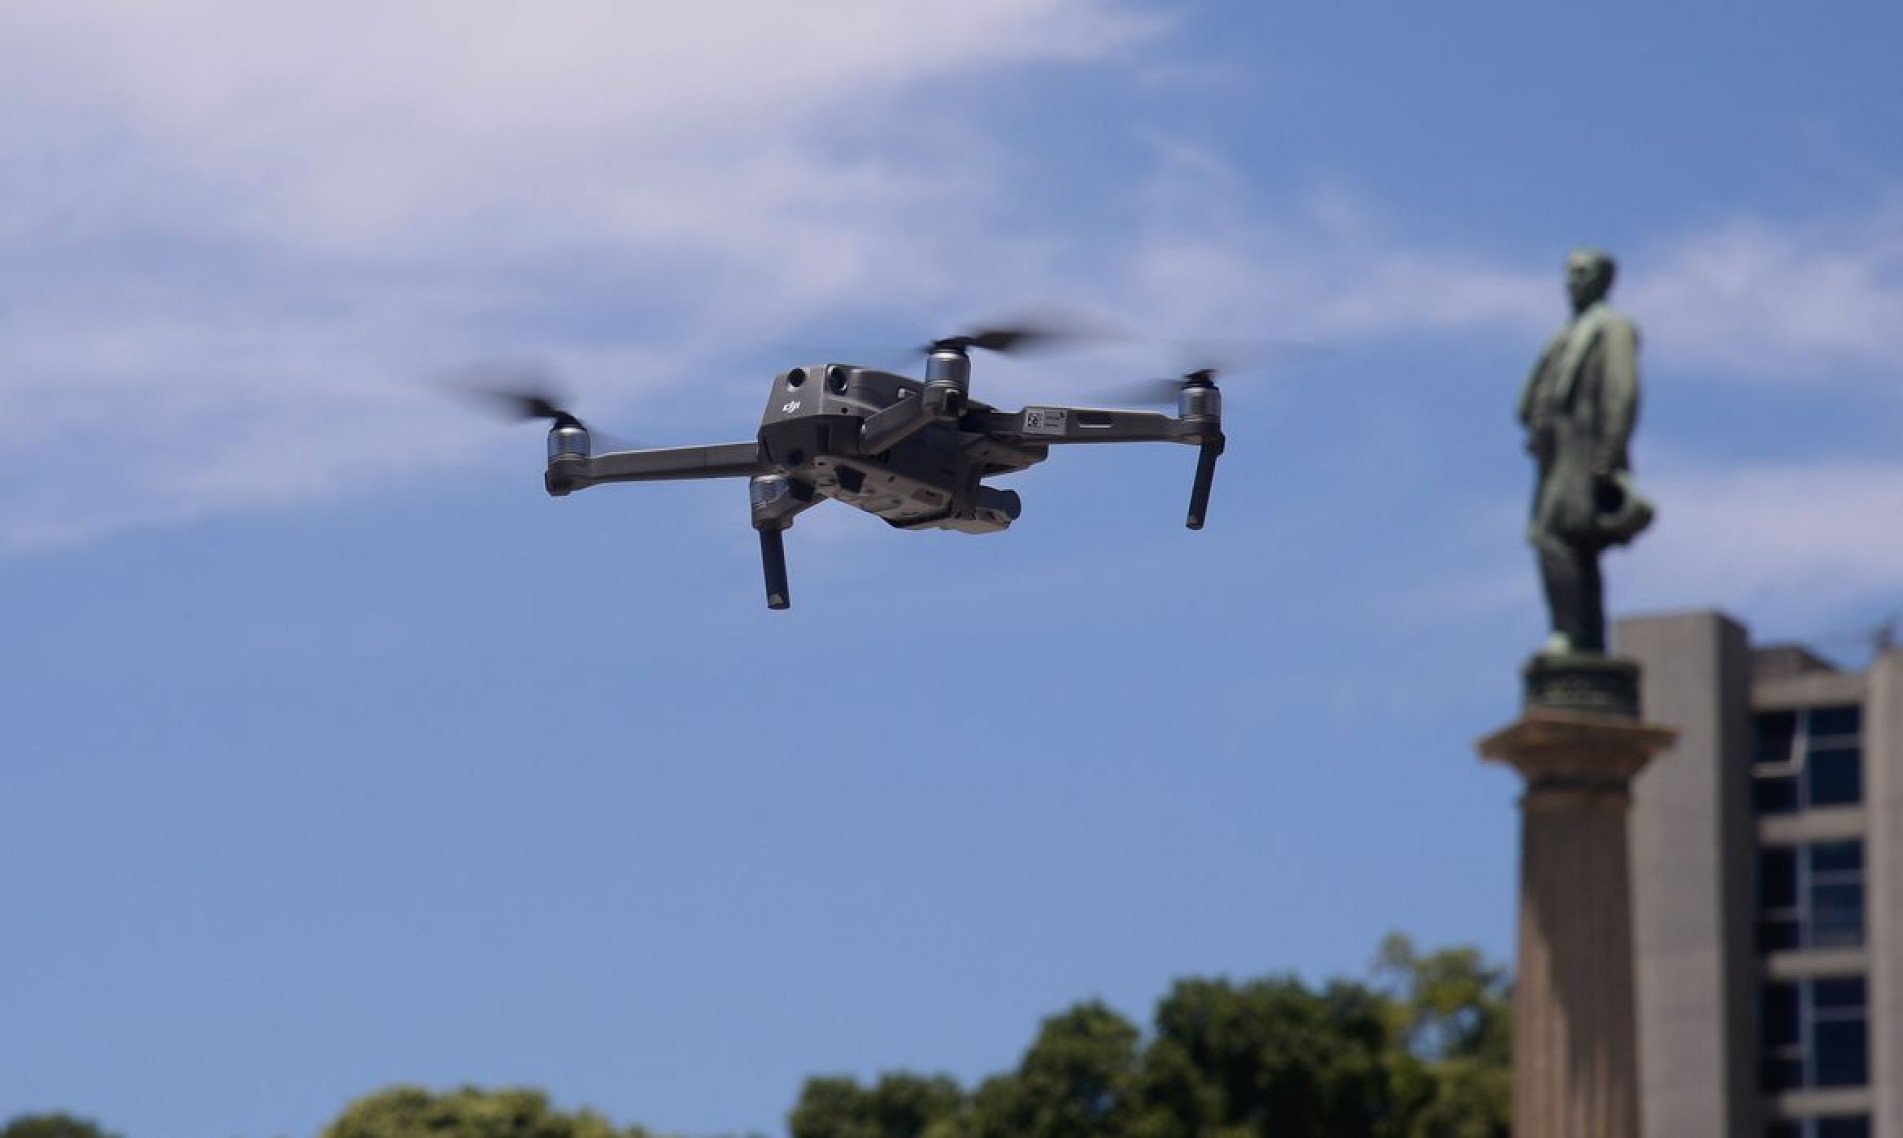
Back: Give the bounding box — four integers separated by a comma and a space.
0, 1, 1165, 550
4, 8, 1901, 554
1423, 453, 1903, 635
1625, 457, 1903, 618
1117, 158, 1555, 342
1388, 417, 1903, 636
0, 1, 1161, 257
1629, 201, 1903, 380
1106, 146, 1903, 381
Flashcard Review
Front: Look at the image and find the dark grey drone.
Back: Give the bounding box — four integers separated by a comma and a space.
480, 325, 1225, 609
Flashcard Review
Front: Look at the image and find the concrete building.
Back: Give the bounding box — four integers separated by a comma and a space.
1620, 611, 1903, 1138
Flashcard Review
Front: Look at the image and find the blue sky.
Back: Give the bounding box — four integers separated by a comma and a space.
4, 2, 1903, 1135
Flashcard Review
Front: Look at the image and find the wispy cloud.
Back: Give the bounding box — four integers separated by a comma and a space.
0, 2, 1165, 549
3, 9, 1900, 553
1630, 199, 1903, 380
1095, 147, 1554, 344
1107, 145, 1903, 380
1414, 453, 1903, 635
1626, 456, 1903, 617
0, 1, 1164, 255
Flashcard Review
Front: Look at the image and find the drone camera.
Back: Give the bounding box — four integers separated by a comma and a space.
982, 486, 1022, 521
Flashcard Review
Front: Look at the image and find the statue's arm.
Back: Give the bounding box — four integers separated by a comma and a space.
1597, 318, 1640, 471
1516, 357, 1543, 427
1518, 332, 1563, 428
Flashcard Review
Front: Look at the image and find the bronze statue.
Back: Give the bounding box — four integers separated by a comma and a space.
1517, 248, 1653, 656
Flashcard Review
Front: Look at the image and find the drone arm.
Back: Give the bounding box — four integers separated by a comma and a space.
979, 407, 1212, 446
982, 406, 1225, 530
546, 442, 767, 495
859, 397, 934, 454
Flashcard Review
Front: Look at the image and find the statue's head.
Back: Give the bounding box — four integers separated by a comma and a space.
1566, 247, 1616, 313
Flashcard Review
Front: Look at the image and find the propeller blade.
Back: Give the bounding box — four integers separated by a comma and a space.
1097, 377, 1192, 406
441, 359, 575, 421
1076, 334, 1321, 406
927, 307, 1123, 358
963, 326, 1056, 355
1171, 337, 1329, 375
438, 358, 640, 449
1087, 368, 1222, 407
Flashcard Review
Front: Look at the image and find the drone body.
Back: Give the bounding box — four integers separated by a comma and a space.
536, 342, 1225, 609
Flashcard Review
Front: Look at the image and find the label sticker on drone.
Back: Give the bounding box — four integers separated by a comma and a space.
1024, 408, 1068, 436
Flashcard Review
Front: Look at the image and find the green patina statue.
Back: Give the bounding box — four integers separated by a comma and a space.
1517, 248, 1653, 657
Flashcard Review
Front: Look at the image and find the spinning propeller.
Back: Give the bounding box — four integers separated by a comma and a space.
487, 388, 583, 429
1098, 367, 1222, 407
921, 308, 1121, 359
1080, 335, 1322, 406
443, 359, 634, 450
926, 323, 1073, 357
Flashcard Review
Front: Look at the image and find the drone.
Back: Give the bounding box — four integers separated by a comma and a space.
476, 323, 1226, 609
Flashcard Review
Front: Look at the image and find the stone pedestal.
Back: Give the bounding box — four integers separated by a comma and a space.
1478, 658, 1676, 1138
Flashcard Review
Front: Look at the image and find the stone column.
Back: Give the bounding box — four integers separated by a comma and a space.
1478, 657, 1676, 1138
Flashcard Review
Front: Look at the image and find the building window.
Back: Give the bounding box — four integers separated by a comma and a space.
1759, 841, 1865, 950
1753, 705, 1863, 814
1760, 977, 1868, 1092
1767, 1116, 1872, 1138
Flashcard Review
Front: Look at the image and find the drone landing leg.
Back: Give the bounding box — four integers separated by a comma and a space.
749, 475, 812, 610
1186, 436, 1224, 530
757, 528, 791, 610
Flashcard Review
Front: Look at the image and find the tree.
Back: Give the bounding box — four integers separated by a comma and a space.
313, 938, 1508, 1138
1372, 934, 1512, 1138
783, 935, 1512, 1138
321, 1085, 661, 1138
1141, 976, 1401, 1138
788, 1073, 963, 1138
0, 1115, 120, 1138
963, 1001, 1145, 1138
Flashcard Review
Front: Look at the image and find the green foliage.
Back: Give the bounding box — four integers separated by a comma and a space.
788, 936, 1510, 1138
1373, 934, 1510, 1065
788, 1073, 963, 1138
1140, 976, 1400, 1138
321, 1085, 660, 1138
963, 1002, 1144, 1138
0, 1115, 120, 1138
1372, 934, 1512, 1138
312, 937, 1507, 1138
1395, 1056, 1511, 1138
